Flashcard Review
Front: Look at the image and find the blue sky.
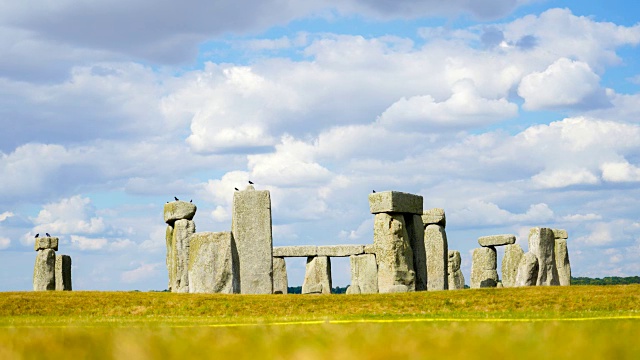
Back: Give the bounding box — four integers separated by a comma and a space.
1, 0, 640, 290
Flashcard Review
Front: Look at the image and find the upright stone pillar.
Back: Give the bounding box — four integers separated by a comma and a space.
515, 252, 539, 286
447, 250, 465, 290
232, 185, 274, 294
55, 255, 72, 291
423, 208, 448, 291
165, 224, 174, 291
33, 248, 56, 291
302, 256, 331, 294
407, 214, 426, 291
470, 247, 498, 288
347, 254, 378, 294
553, 229, 571, 286
273, 257, 288, 294
528, 227, 559, 286
369, 191, 421, 293
164, 200, 197, 293
501, 244, 524, 288
188, 232, 239, 294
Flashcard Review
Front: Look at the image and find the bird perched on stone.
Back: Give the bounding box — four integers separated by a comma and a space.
249, 180, 254, 184
372, 190, 376, 193
234, 187, 239, 191
35, 233, 39, 238
46, 233, 50, 237
189, 199, 192, 203
174, 196, 179, 201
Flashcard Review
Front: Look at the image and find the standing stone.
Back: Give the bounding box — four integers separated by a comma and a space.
501, 244, 524, 288
171, 219, 195, 293
425, 224, 448, 291
347, 254, 378, 294
33, 249, 56, 291
54, 254, 72, 291
166, 224, 174, 291
515, 252, 539, 286
470, 247, 498, 288
302, 256, 331, 294
407, 214, 427, 291
528, 227, 559, 286
188, 232, 239, 294
232, 185, 274, 294
447, 250, 465, 290
555, 238, 571, 286
273, 257, 288, 294
373, 213, 415, 293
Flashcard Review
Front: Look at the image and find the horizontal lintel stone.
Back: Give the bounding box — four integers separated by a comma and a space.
422, 208, 446, 227
164, 201, 197, 224
34, 237, 59, 251
478, 234, 516, 247
552, 229, 568, 239
368, 191, 423, 215
317, 245, 365, 257
273, 246, 318, 257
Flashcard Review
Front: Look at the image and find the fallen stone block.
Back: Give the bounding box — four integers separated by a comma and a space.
407, 214, 427, 291
555, 238, 571, 286
273, 245, 317, 257
317, 245, 365, 257
188, 232, 239, 294
470, 247, 498, 288
478, 234, 516, 247
425, 224, 448, 291
55, 254, 72, 291
374, 213, 415, 293
501, 244, 524, 288
34, 237, 58, 251
515, 252, 539, 286
273, 257, 288, 294
33, 249, 56, 291
163, 201, 197, 224
552, 229, 568, 239
421, 208, 446, 227
368, 191, 423, 215
349, 254, 378, 294
302, 256, 331, 294
171, 219, 195, 293
448, 250, 465, 290
232, 185, 273, 294
528, 227, 559, 286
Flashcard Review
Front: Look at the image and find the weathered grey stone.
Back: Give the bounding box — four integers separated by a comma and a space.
552, 229, 568, 239
317, 245, 365, 257
188, 232, 239, 294
345, 285, 360, 294
555, 239, 571, 286
54, 254, 72, 291
166, 224, 174, 291
515, 252, 539, 287
232, 185, 273, 294
470, 247, 498, 288
273, 257, 288, 294
33, 249, 55, 291
422, 208, 446, 227
528, 227, 560, 286
368, 191, 423, 215
406, 214, 427, 291
364, 244, 376, 254
171, 219, 195, 293
34, 237, 58, 251
447, 250, 465, 290
349, 254, 378, 294
478, 234, 516, 247
273, 245, 317, 257
163, 201, 197, 224
425, 224, 448, 291
501, 244, 524, 288
373, 213, 415, 293
302, 256, 331, 294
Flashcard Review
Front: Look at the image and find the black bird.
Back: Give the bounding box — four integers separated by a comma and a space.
372, 190, 376, 193
174, 196, 179, 201
189, 199, 192, 203
234, 187, 239, 191
35, 233, 39, 238
46, 233, 50, 237
166, 201, 169, 203
248, 180, 254, 185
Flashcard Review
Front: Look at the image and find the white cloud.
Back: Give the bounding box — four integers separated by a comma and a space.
32, 195, 105, 235
0, 237, 10, 250
601, 161, 640, 182
531, 168, 600, 189
70, 235, 108, 251
121, 263, 162, 284
451, 200, 554, 227
0, 212, 13, 222
561, 213, 603, 222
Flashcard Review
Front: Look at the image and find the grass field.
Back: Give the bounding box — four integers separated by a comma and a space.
1, 285, 639, 359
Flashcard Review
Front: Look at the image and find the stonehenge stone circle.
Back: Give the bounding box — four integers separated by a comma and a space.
424, 223, 448, 291
470, 246, 499, 288
373, 212, 416, 293
232, 185, 274, 294
515, 252, 539, 286
347, 254, 378, 294
447, 250, 465, 290
188, 232, 239, 294
302, 256, 332, 294
554, 229, 571, 286
171, 219, 195, 293
501, 244, 524, 288
272, 257, 288, 294
528, 227, 559, 286
478, 234, 516, 247
33, 248, 56, 291
55, 254, 72, 291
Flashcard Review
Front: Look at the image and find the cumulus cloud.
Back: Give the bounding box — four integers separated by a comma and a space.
601, 161, 640, 182
121, 263, 162, 284
70, 235, 108, 251
451, 200, 554, 227
31, 195, 105, 235
0, 211, 13, 222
